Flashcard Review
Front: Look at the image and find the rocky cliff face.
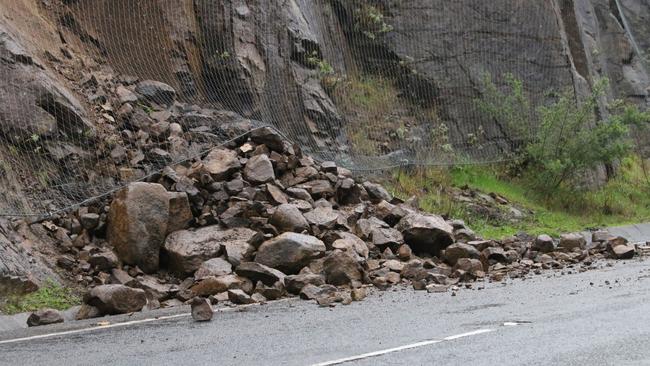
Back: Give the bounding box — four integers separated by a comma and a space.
63, 0, 650, 160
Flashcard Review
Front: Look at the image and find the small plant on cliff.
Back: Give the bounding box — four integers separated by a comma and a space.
354, 3, 394, 40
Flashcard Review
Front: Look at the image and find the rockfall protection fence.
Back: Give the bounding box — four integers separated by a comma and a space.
0, 0, 647, 216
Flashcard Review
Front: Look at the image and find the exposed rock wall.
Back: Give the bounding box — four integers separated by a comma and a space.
63, 0, 650, 156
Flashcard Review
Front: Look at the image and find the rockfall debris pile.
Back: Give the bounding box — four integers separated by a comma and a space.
20, 119, 644, 326
0, 75, 640, 326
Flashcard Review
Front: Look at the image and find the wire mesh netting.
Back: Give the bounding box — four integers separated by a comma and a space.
0, 0, 647, 216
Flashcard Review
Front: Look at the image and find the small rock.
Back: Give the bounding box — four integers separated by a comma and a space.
135, 80, 176, 106
191, 297, 213, 321
362, 182, 393, 203
443, 243, 480, 265
194, 258, 233, 280
228, 289, 256, 304
79, 213, 100, 230
255, 233, 326, 274
558, 233, 586, 251
426, 284, 448, 293
397, 244, 412, 261
612, 244, 635, 260
27, 309, 64, 327
235, 262, 286, 286
351, 287, 367, 301
533, 234, 555, 253
285, 274, 325, 294
244, 154, 275, 184
269, 204, 309, 233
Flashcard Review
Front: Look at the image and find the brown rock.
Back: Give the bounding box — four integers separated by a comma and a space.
191, 275, 242, 296
167, 192, 193, 233
75, 304, 101, 320
612, 244, 636, 259
351, 287, 368, 301
88, 250, 118, 271
532, 234, 555, 253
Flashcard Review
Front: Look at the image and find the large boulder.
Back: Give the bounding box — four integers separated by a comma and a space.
107, 183, 170, 273
395, 213, 454, 255
164, 226, 255, 275
255, 233, 326, 274
83, 285, 147, 315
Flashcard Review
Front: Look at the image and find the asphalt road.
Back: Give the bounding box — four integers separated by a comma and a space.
1, 257, 650, 366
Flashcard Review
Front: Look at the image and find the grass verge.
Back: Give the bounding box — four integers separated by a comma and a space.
1, 280, 81, 315
386, 156, 650, 239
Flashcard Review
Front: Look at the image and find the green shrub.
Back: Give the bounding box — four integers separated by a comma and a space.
477, 75, 643, 194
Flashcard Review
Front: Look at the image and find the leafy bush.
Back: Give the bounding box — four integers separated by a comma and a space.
353, 3, 394, 40
477, 75, 644, 193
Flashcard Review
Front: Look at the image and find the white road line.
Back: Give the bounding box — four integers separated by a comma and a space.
309, 328, 496, 366
0, 300, 287, 345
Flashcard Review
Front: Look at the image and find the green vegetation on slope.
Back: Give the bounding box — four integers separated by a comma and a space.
1, 280, 81, 315
387, 156, 650, 239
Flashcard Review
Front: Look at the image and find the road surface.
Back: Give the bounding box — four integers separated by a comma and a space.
1, 257, 650, 366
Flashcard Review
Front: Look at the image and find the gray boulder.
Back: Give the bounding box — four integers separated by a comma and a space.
190, 297, 213, 322
255, 233, 326, 274
395, 213, 454, 255
164, 227, 255, 275
107, 183, 169, 273
27, 308, 64, 327
84, 285, 147, 315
